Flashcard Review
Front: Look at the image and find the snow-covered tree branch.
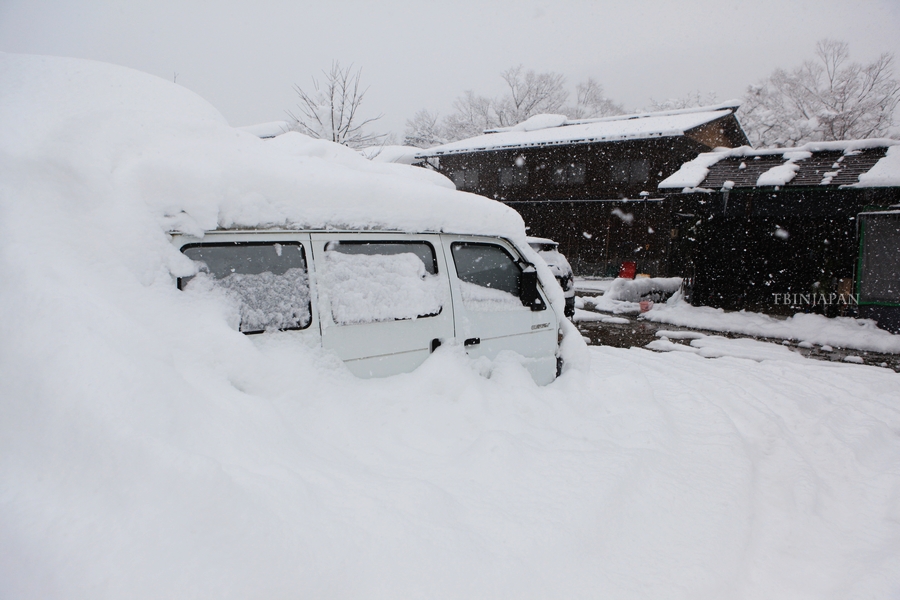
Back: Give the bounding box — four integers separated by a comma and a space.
494, 66, 568, 126
287, 61, 385, 148
404, 66, 623, 146
645, 91, 718, 113
739, 40, 900, 147
402, 109, 446, 148
570, 78, 625, 119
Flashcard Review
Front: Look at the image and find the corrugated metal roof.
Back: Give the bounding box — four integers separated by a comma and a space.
659, 140, 899, 190
703, 155, 785, 188
700, 148, 887, 189
417, 107, 737, 157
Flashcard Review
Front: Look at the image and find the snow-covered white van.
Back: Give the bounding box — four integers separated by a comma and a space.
173, 230, 562, 384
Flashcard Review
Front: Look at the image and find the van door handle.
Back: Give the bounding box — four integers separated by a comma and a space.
430, 338, 442, 353
464, 337, 480, 347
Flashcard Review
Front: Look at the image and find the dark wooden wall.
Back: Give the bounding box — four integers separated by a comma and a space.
509, 199, 671, 277
668, 187, 900, 314
430, 136, 712, 276
434, 137, 709, 202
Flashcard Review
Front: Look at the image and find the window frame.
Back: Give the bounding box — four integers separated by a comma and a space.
498, 166, 528, 188
611, 158, 651, 185
179, 240, 312, 334
323, 240, 439, 274
450, 169, 480, 191
450, 241, 524, 299
551, 162, 586, 186
320, 239, 444, 324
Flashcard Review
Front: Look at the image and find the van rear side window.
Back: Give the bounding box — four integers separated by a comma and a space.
321, 241, 443, 325
180, 242, 311, 333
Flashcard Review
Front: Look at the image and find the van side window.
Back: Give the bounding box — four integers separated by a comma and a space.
180, 242, 311, 333
451, 242, 525, 310
321, 241, 443, 325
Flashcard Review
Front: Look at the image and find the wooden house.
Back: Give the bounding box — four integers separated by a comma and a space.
417, 103, 748, 276
659, 141, 900, 316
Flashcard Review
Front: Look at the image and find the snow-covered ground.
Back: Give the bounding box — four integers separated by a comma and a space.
578, 276, 900, 354
2, 54, 900, 599
643, 292, 900, 353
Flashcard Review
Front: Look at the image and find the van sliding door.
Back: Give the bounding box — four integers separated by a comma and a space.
311, 233, 455, 378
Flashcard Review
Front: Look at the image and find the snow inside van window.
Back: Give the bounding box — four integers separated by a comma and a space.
180, 243, 311, 333
321, 242, 443, 325
451, 242, 524, 310
457, 280, 524, 311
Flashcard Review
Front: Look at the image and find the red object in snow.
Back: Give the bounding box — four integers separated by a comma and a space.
618, 261, 636, 279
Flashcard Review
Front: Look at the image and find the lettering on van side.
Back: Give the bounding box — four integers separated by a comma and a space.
531, 323, 550, 330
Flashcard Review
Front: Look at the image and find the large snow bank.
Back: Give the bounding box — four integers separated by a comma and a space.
3, 54, 900, 599
0, 53, 522, 239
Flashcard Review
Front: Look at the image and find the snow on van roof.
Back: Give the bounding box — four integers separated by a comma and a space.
238, 120, 291, 138
0, 53, 524, 241
659, 139, 900, 190
417, 101, 741, 157
358, 144, 426, 165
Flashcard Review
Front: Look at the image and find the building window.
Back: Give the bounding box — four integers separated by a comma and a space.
611, 159, 650, 185
552, 162, 586, 186
450, 169, 479, 191
499, 166, 528, 188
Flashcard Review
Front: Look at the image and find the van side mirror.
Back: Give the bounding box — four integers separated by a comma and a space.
519, 267, 546, 311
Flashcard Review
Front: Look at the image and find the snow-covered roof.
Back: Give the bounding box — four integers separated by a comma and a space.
358, 145, 425, 165
238, 120, 291, 138
418, 101, 743, 157
659, 139, 900, 190
526, 236, 557, 246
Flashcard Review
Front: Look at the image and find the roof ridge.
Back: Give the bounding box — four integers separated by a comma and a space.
482, 100, 741, 135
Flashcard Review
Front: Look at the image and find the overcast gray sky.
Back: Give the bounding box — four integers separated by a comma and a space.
3, 0, 900, 139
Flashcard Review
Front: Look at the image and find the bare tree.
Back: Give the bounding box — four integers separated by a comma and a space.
569, 78, 625, 119
494, 66, 568, 126
645, 91, 718, 113
740, 40, 900, 147
443, 91, 498, 140
403, 109, 446, 148
287, 61, 385, 148
411, 67, 624, 143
